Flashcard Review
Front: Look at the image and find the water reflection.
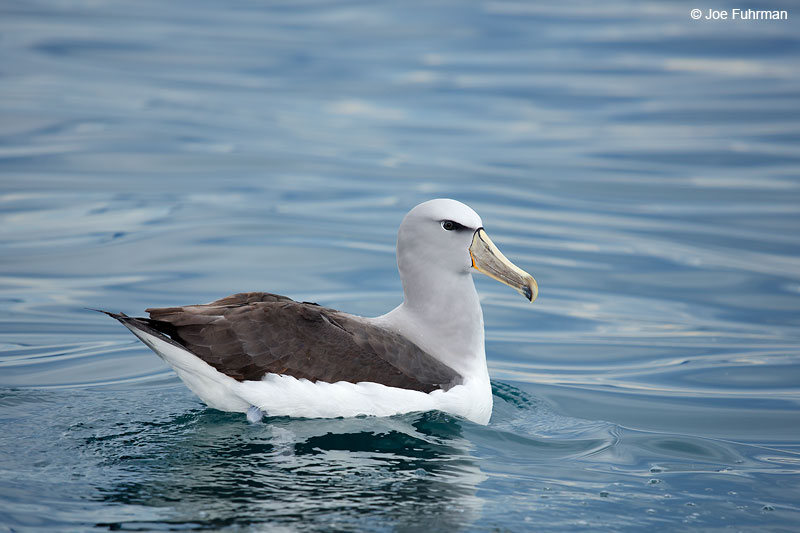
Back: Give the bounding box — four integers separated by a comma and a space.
89, 410, 486, 531
1, 0, 799, 529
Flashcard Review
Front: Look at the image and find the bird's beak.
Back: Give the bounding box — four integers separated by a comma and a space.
469, 228, 538, 302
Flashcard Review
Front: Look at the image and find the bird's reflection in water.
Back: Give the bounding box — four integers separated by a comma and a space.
92, 409, 486, 531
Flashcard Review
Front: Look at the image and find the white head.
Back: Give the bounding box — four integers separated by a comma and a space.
396, 198, 537, 306
383, 199, 537, 379
397, 199, 483, 278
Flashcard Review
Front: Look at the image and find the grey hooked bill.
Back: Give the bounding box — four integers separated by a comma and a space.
469, 228, 538, 303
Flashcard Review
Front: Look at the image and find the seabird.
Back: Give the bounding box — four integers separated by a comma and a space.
103, 199, 537, 425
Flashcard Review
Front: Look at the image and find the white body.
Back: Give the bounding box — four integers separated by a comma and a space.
127, 325, 493, 425
126, 199, 500, 425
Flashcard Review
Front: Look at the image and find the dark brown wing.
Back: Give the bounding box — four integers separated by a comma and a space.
142, 292, 461, 393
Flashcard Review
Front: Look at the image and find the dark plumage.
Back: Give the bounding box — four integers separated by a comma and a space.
108, 292, 461, 393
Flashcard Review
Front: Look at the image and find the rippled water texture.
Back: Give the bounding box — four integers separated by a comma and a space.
1, 1, 799, 531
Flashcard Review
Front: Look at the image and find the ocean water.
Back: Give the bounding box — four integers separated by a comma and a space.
1, 0, 800, 531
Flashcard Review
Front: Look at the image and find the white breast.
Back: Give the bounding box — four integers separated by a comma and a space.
126, 324, 494, 425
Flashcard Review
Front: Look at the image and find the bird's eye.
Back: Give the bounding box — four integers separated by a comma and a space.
441, 220, 468, 231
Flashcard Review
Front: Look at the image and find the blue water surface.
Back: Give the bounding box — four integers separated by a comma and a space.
1, 0, 799, 531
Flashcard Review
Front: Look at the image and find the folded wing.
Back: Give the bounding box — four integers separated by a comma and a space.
136, 292, 460, 393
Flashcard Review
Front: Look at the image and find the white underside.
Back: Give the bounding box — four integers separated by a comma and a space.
127, 325, 493, 425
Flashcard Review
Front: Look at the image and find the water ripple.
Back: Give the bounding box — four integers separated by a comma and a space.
1, 0, 799, 530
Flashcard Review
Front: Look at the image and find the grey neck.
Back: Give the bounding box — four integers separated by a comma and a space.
374, 266, 487, 379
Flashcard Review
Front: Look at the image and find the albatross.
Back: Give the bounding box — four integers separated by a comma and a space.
104, 199, 537, 425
